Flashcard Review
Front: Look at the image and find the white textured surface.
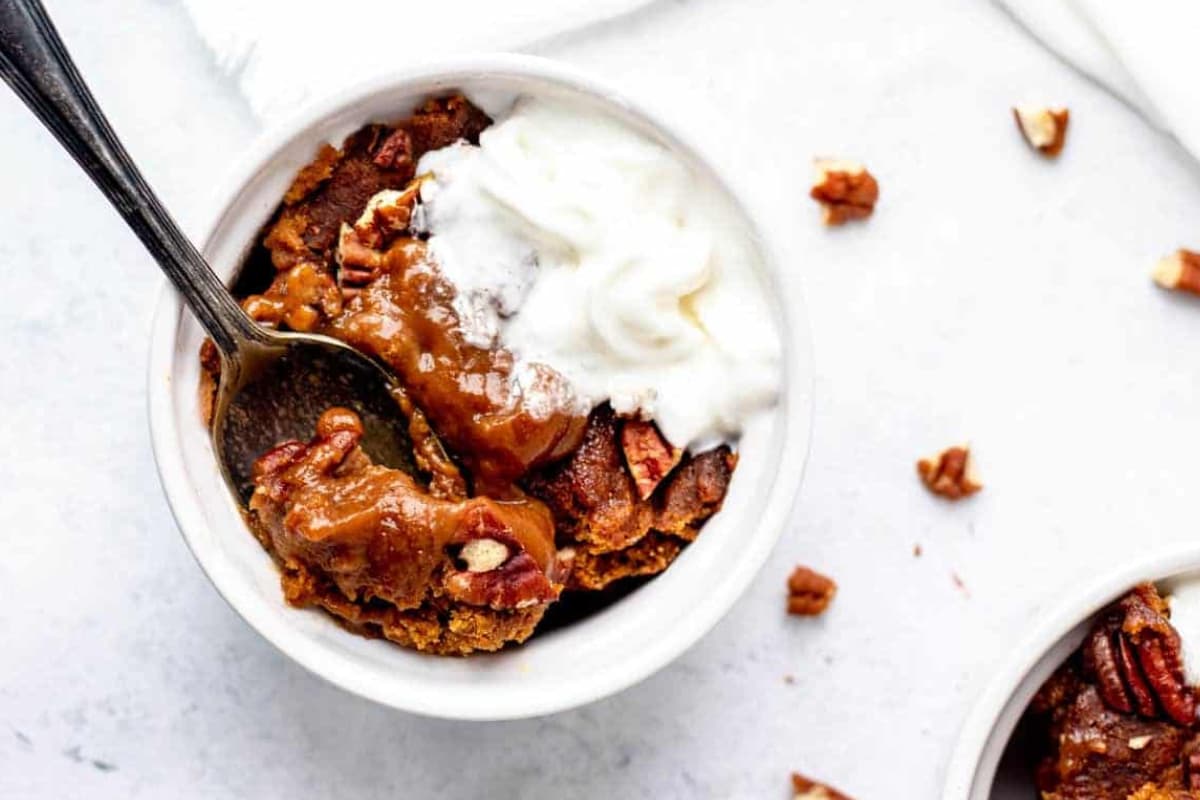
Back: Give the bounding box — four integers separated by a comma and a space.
3, 0, 1200, 798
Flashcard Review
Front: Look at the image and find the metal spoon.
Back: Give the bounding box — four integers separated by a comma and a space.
0, 0, 414, 501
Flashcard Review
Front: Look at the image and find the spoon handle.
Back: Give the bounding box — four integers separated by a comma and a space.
0, 0, 262, 355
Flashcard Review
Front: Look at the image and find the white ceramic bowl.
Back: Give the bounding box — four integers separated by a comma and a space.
943, 545, 1200, 798
147, 55, 814, 720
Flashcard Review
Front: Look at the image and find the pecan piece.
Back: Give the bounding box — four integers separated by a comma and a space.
1132, 635, 1195, 726
372, 128, 413, 172
916, 445, 981, 500
1013, 106, 1069, 157
792, 772, 853, 800
787, 566, 837, 616
459, 538, 510, 573
335, 182, 425, 301
352, 184, 422, 249
1152, 249, 1200, 297
443, 550, 560, 610
1122, 586, 1196, 726
335, 224, 384, 301
810, 158, 878, 225
1083, 584, 1197, 726
620, 419, 683, 500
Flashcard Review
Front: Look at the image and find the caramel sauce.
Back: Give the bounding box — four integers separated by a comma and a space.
250, 409, 558, 612
328, 237, 588, 490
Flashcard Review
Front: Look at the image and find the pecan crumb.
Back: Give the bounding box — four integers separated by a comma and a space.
1152, 249, 1200, 297
787, 566, 837, 616
809, 158, 878, 225
913, 543, 923, 558
916, 445, 981, 500
792, 772, 854, 800
1013, 106, 1069, 157
783, 674, 796, 685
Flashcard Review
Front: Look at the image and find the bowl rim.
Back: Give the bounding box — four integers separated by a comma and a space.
942, 542, 1200, 798
146, 52, 815, 720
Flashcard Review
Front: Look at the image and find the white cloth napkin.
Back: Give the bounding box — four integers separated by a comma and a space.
997, 0, 1200, 157
181, 0, 653, 121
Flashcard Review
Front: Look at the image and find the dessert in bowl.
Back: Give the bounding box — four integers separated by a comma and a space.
148, 56, 812, 718
943, 547, 1200, 799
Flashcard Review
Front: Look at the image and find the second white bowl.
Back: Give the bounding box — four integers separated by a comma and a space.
943, 544, 1200, 798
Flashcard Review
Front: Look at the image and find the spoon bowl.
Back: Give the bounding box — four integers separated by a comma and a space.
214, 332, 415, 502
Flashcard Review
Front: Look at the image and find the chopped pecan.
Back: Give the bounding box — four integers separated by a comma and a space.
792, 772, 853, 800
916, 445, 981, 500
335, 182, 425, 301
620, 419, 683, 500
443, 550, 560, 610
352, 184, 422, 249
335, 225, 384, 301
1013, 106, 1069, 157
787, 566, 837, 616
810, 158, 878, 225
459, 538, 510, 573
372, 128, 413, 172
1153, 250, 1200, 297
1083, 583, 1197, 726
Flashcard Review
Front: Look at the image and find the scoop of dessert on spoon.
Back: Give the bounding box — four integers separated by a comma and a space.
0, 0, 415, 501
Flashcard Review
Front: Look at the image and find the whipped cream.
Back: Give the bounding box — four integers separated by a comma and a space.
1168, 582, 1200, 686
414, 97, 781, 448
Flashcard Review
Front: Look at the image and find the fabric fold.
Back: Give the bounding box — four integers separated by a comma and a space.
181, 0, 654, 121
996, 0, 1200, 158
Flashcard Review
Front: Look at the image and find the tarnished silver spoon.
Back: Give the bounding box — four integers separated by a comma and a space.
0, 0, 414, 501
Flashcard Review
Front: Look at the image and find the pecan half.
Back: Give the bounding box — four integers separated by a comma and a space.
787, 566, 837, 616
809, 158, 878, 225
1082, 583, 1197, 726
1152, 249, 1200, 297
792, 772, 853, 800
916, 445, 981, 500
620, 419, 683, 500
